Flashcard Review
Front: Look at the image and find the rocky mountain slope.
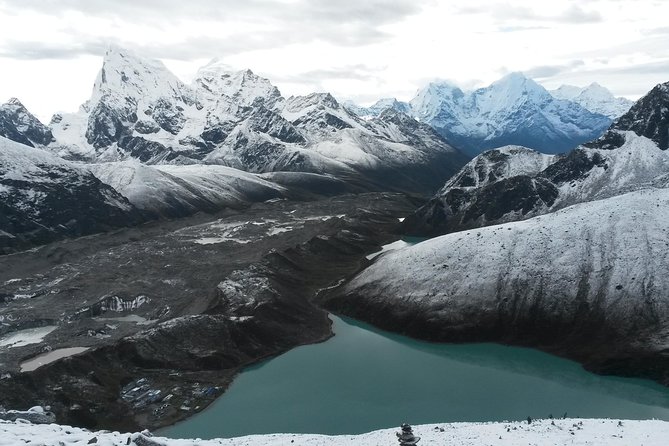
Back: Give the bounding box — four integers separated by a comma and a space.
0, 136, 143, 253
0, 99, 54, 148
323, 80, 669, 387
403, 81, 669, 237
47, 46, 466, 195
409, 73, 611, 156
587, 81, 669, 151
342, 98, 411, 119
551, 83, 633, 120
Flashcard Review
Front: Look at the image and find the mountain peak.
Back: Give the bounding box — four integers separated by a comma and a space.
424, 80, 465, 97
0, 97, 54, 147
491, 72, 543, 95
90, 44, 193, 108
501, 71, 530, 82
286, 92, 340, 111
5, 97, 25, 107
195, 62, 282, 108
551, 82, 633, 119
606, 80, 669, 150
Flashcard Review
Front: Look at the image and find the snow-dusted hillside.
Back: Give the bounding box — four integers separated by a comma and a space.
1, 418, 668, 446
90, 161, 286, 217
404, 132, 669, 236
551, 83, 633, 120
0, 136, 142, 253
334, 186, 669, 378
46, 46, 466, 194
410, 73, 611, 156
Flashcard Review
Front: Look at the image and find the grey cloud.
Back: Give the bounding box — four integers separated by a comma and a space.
598, 60, 669, 76
274, 65, 383, 83
524, 60, 585, 78
0, 0, 427, 57
643, 26, 669, 36
0, 25, 387, 62
559, 5, 602, 23
271, 64, 385, 95
457, 2, 602, 24
497, 25, 549, 33
0, 40, 107, 60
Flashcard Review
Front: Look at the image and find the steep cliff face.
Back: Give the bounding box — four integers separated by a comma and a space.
0, 98, 54, 148
587, 81, 669, 151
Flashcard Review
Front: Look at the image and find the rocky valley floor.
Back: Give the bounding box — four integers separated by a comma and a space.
0, 193, 419, 431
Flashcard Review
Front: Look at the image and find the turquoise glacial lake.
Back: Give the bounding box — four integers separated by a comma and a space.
162, 316, 669, 439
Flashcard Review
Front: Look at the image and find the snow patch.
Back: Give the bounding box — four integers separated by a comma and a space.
0, 326, 57, 349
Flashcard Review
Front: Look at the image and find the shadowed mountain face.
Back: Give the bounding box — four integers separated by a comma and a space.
0, 99, 54, 148
586, 81, 669, 151
403, 80, 669, 238
0, 136, 144, 254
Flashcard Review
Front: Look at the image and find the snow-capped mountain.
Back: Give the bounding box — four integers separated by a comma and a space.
332, 186, 669, 381
343, 98, 411, 119
50, 45, 206, 163
409, 73, 611, 156
0, 136, 143, 253
551, 83, 633, 120
588, 81, 669, 151
47, 46, 466, 194
0, 98, 54, 148
403, 80, 669, 237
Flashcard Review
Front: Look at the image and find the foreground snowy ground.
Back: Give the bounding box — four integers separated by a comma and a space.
2, 418, 668, 445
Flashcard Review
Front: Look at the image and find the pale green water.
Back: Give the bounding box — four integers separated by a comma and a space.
162, 316, 669, 439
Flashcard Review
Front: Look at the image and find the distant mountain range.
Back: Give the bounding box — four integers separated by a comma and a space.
403, 80, 669, 237
551, 82, 634, 119
346, 74, 632, 157
42, 46, 465, 195
0, 46, 468, 251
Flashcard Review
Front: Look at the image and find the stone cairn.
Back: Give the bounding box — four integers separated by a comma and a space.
396, 423, 420, 445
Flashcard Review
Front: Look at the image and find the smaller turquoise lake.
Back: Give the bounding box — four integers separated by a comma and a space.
162, 316, 669, 439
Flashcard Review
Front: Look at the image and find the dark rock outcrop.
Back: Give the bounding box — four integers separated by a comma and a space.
0, 98, 54, 147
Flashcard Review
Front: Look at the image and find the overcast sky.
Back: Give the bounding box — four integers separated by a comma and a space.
0, 0, 667, 122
